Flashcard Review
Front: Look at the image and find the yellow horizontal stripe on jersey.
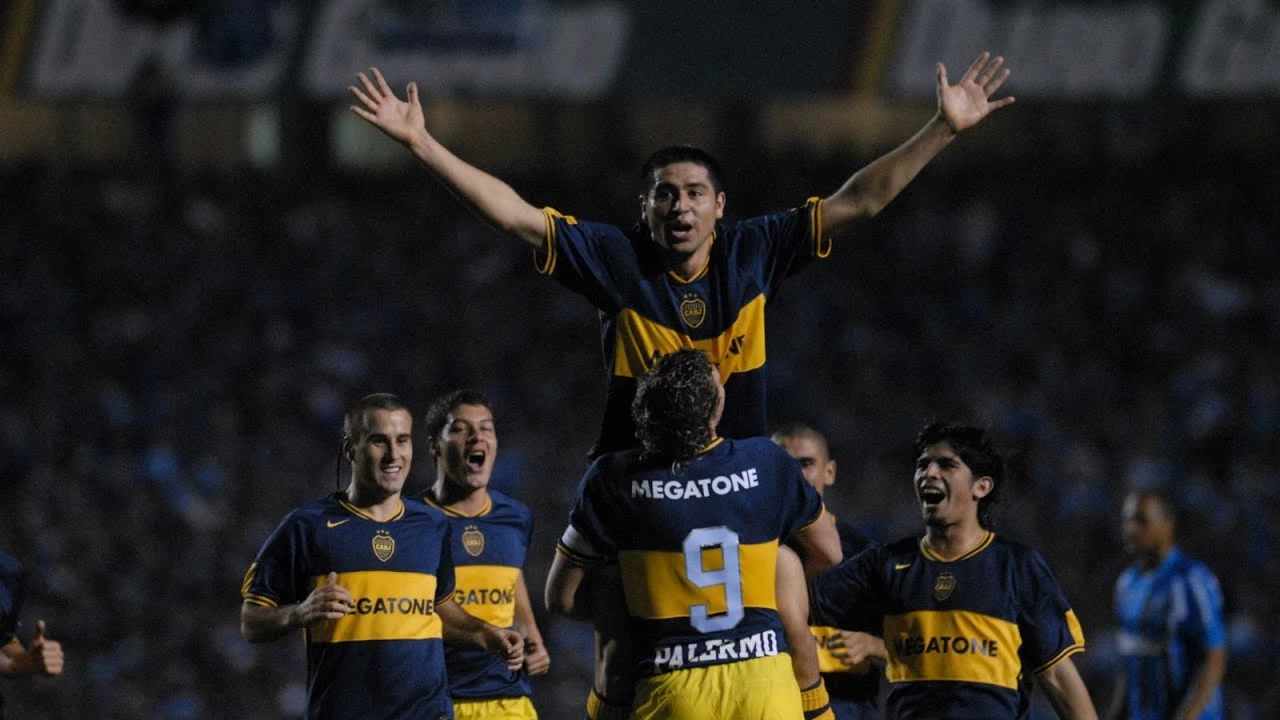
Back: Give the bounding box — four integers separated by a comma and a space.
451, 565, 520, 627
307, 570, 442, 643
883, 610, 1023, 689
613, 293, 767, 379
618, 539, 777, 620
811, 625, 873, 675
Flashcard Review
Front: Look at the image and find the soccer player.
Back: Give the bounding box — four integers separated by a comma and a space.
422, 389, 550, 720
545, 349, 843, 719
773, 423, 884, 719
1108, 491, 1226, 720
346, 51, 1014, 460
0, 551, 65, 720
810, 422, 1097, 719
240, 393, 524, 720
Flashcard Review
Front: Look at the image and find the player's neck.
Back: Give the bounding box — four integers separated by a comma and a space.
1139, 544, 1174, 571
665, 240, 712, 281
431, 478, 490, 516
344, 484, 403, 521
923, 520, 988, 560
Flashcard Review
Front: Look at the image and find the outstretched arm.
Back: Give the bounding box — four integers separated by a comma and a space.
348, 68, 547, 248
822, 52, 1014, 236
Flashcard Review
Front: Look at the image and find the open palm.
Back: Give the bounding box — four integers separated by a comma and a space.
348, 67, 427, 147
936, 52, 1014, 134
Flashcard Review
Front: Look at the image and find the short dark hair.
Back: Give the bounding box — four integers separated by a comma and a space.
423, 389, 495, 445
640, 145, 725, 194
914, 421, 1004, 529
632, 350, 719, 461
771, 422, 831, 459
343, 393, 409, 444
1127, 488, 1177, 525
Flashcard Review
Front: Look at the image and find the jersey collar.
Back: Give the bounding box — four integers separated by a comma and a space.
920, 530, 994, 562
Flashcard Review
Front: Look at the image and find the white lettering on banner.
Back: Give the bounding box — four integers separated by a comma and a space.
306, 0, 630, 98
27, 0, 296, 98
1181, 0, 1280, 95
891, 0, 1169, 97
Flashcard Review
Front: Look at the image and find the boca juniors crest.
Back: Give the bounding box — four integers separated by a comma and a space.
934, 572, 957, 601
372, 530, 395, 562
680, 293, 707, 329
462, 525, 485, 557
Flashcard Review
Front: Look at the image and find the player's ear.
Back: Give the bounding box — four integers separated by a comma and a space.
639, 193, 649, 223
972, 475, 994, 500
714, 191, 725, 219
825, 459, 837, 488
342, 436, 355, 462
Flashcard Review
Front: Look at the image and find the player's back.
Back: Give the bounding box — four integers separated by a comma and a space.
567, 437, 825, 676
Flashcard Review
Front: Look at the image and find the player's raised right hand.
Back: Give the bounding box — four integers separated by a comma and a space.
294, 572, 355, 626
349, 67, 428, 148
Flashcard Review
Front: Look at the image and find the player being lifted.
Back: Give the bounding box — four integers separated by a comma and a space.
240, 393, 523, 720
545, 350, 842, 719
809, 422, 1097, 720
421, 390, 551, 720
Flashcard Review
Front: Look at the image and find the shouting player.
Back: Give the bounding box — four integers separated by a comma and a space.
422, 389, 551, 720
810, 422, 1097, 719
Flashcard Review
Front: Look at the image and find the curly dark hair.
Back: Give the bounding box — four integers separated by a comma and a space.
631, 349, 719, 460
914, 421, 1004, 529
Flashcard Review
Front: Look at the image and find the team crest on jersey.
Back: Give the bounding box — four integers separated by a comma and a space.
680, 293, 707, 328
372, 530, 395, 562
462, 525, 485, 557
934, 572, 957, 601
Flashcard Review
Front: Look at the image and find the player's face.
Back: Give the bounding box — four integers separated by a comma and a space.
774, 434, 836, 496
436, 403, 497, 492
914, 442, 989, 527
641, 162, 726, 258
350, 408, 413, 496
1122, 494, 1171, 556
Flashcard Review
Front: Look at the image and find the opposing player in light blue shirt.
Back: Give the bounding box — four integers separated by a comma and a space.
1110, 491, 1226, 720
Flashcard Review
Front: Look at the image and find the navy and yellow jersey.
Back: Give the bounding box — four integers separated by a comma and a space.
535, 200, 829, 458
241, 492, 457, 720
1114, 547, 1225, 720
811, 533, 1085, 720
423, 489, 535, 700
812, 517, 881, 709
558, 436, 826, 678
0, 553, 25, 720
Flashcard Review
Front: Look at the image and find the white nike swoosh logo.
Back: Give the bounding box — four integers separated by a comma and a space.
894, 562, 912, 571
327, 519, 351, 528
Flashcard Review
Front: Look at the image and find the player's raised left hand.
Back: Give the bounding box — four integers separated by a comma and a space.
936, 51, 1014, 134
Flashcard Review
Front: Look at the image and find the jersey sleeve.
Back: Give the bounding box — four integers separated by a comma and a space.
434, 522, 457, 603
241, 511, 310, 608
809, 546, 884, 630
1177, 564, 1226, 651
774, 447, 826, 540
1018, 549, 1087, 674
533, 208, 630, 311
557, 459, 617, 566
0, 555, 25, 644
735, 197, 827, 296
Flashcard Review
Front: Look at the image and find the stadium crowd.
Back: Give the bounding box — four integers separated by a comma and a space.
1, 134, 1276, 717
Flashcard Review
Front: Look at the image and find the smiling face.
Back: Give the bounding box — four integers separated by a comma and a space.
641, 161, 725, 261
914, 441, 991, 529
348, 408, 413, 498
433, 403, 497, 494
